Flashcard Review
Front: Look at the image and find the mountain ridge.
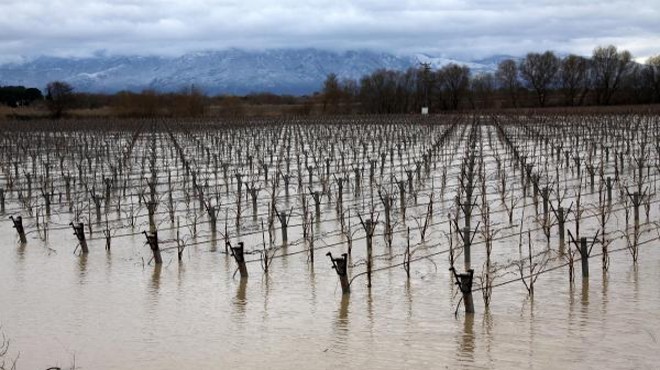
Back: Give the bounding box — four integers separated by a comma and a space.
0, 49, 516, 95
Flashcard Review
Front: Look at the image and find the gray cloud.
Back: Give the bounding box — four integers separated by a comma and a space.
0, 0, 658, 63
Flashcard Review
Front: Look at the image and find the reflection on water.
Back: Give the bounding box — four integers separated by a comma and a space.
233, 277, 248, 320
262, 274, 270, 322
631, 264, 640, 302
366, 287, 374, 327
337, 294, 350, 322
177, 259, 185, 294
405, 278, 412, 319
1, 220, 660, 369
308, 264, 317, 314
458, 313, 475, 363
602, 271, 609, 305
106, 248, 112, 267
568, 282, 576, 329
78, 253, 88, 283
482, 310, 494, 365
4, 122, 660, 369
150, 264, 162, 293
335, 294, 350, 333
581, 280, 590, 307
332, 294, 350, 355
209, 233, 218, 252
16, 242, 25, 261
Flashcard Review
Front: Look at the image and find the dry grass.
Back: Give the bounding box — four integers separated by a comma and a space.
207, 103, 317, 117
0, 106, 49, 120
2, 102, 659, 121
0, 106, 115, 120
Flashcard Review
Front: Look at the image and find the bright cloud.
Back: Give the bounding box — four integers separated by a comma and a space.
0, 0, 658, 62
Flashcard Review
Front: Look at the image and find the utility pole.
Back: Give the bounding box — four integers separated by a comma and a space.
420, 62, 432, 114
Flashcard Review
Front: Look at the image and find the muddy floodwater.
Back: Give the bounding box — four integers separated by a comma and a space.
1, 116, 659, 369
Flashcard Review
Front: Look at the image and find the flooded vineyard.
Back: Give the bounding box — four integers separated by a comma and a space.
1, 114, 659, 369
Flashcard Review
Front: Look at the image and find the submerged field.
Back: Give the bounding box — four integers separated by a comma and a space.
1, 114, 659, 369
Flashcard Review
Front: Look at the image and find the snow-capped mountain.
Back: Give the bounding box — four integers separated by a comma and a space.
0, 49, 514, 95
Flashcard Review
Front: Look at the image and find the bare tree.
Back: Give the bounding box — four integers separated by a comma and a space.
624, 63, 652, 104
340, 78, 359, 113
519, 51, 560, 107
559, 54, 590, 106
470, 73, 495, 109
46, 81, 74, 118
645, 55, 660, 103
322, 73, 342, 113
438, 63, 470, 110
359, 69, 399, 113
591, 45, 632, 105
173, 84, 206, 117
495, 59, 520, 107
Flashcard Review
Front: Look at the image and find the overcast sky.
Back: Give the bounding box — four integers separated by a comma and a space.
1, 0, 658, 63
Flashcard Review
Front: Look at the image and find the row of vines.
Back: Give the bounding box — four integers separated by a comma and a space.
1, 113, 658, 314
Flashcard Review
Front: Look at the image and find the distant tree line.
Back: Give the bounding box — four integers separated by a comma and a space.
7, 44, 658, 119
0, 85, 43, 107
108, 88, 307, 117
322, 45, 660, 113
40, 86, 310, 118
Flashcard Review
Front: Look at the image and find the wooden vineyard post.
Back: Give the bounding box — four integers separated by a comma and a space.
249, 186, 260, 216
90, 191, 103, 223
457, 194, 475, 234
353, 167, 362, 196
206, 205, 218, 232
326, 158, 331, 178
453, 220, 479, 270
397, 180, 406, 216
230, 242, 249, 278
580, 237, 589, 278
358, 214, 378, 288
311, 190, 322, 219
404, 228, 411, 278
307, 166, 314, 186
309, 215, 315, 264
369, 159, 377, 185
378, 190, 394, 248
551, 203, 571, 254
334, 176, 345, 213
541, 187, 550, 224
41, 188, 52, 216
327, 252, 350, 294
104, 177, 112, 207
275, 208, 291, 246
26, 172, 32, 199
143, 230, 162, 265
568, 230, 599, 281
450, 267, 475, 314
235, 173, 243, 195
146, 200, 157, 231
625, 190, 644, 257
632, 192, 640, 230
406, 169, 414, 194
463, 226, 472, 267
224, 209, 229, 253
104, 222, 112, 251
605, 145, 610, 163
365, 220, 375, 287
9, 215, 27, 243
70, 222, 89, 254
558, 207, 566, 253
